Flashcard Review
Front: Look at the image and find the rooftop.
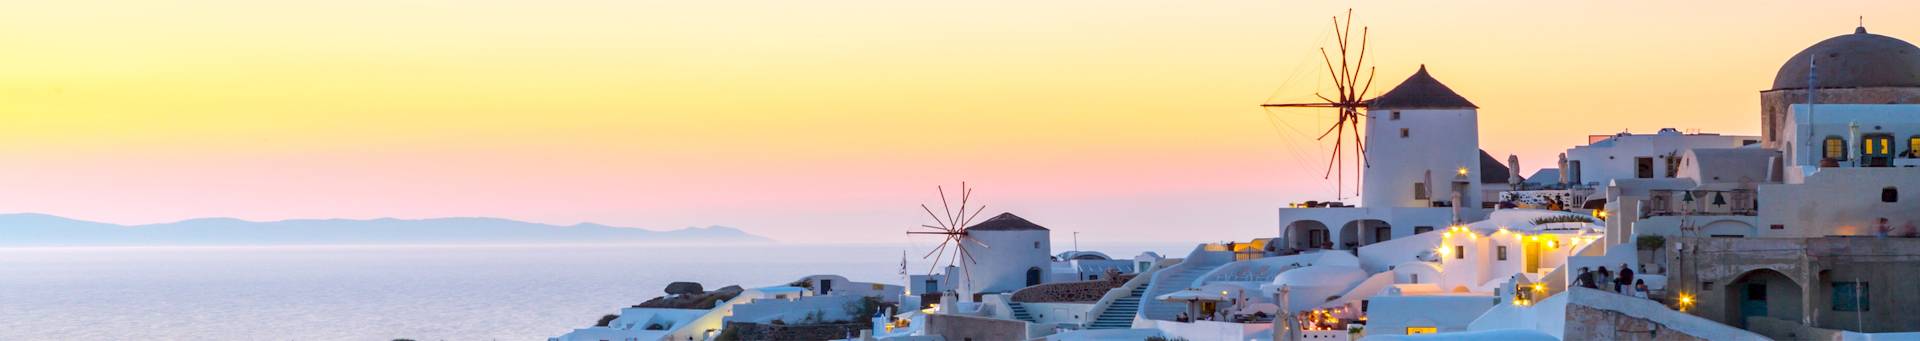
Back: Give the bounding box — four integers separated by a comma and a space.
1368, 65, 1478, 109
965, 212, 1049, 231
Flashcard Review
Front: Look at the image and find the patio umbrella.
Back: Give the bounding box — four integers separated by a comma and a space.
1157, 289, 1227, 321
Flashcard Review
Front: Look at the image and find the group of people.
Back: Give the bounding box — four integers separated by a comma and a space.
1575, 263, 1649, 298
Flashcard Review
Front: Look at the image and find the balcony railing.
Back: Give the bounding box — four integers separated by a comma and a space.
1642, 189, 1756, 217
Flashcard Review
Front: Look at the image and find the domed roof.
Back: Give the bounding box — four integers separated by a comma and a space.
1772, 26, 1920, 90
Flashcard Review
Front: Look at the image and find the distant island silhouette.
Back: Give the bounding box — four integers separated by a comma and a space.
0, 213, 770, 246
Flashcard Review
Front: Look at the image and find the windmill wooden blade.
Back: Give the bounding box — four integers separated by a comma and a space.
1256, 8, 1376, 199
1260, 102, 1339, 108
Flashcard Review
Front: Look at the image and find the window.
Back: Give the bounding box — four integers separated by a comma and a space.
1909, 136, 1920, 157
1391, 111, 1401, 120
924, 279, 938, 294
1568, 160, 1582, 184
1411, 274, 1419, 283
1825, 136, 1848, 161
1407, 327, 1438, 334
1415, 226, 1434, 234
1413, 182, 1429, 200
1497, 246, 1508, 261
1833, 281, 1869, 311
1885, 187, 1899, 203
1401, 128, 1410, 138
1454, 245, 1464, 259
1771, 224, 1785, 230
1635, 157, 1654, 178
1033, 241, 1041, 249
1864, 134, 1895, 166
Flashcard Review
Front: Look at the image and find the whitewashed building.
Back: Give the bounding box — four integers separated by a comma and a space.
1276, 66, 1512, 252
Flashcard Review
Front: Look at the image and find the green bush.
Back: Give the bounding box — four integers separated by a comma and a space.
1531, 215, 1595, 225
843, 296, 896, 321
1637, 235, 1666, 251
594, 314, 619, 327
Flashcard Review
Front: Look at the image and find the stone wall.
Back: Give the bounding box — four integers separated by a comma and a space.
1665, 237, 1920, 333
1565, 303, 1710, 341
1008, 275, 1133, 303
1562, 287, 1766, 340
924, 313, 1027, 341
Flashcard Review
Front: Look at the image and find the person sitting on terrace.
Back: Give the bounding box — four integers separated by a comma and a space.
1632, 279, 1649, 299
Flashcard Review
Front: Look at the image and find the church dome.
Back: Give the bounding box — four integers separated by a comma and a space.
1771, 26, 1920, 90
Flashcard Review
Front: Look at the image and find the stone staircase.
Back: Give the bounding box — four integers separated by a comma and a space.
1088, 284, 1148, 329
1138, 249, 1231, 321
1008, 302, 1035, 322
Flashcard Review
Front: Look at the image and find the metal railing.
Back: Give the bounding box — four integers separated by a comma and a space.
1642, 189, 1756, 217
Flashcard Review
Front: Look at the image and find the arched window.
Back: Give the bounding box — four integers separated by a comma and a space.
1025, 267, 1042, 286
1824, 136, 1848, 161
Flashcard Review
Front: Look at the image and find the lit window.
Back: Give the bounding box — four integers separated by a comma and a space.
1825, 137, 1847, 161
1909, 136, 1920, 157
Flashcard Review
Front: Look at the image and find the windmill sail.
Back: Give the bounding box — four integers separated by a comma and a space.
1262, 9, 1376, 199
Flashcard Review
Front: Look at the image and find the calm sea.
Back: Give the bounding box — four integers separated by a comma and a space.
0, 242, 1188, 340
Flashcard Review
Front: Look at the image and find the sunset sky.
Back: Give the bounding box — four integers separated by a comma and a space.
2, 1, 1915, 243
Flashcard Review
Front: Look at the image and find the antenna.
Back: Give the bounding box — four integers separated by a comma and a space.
1807, 52, 1818, 166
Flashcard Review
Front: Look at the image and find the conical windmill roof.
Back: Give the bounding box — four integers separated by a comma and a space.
1367, 65, 1477, 109
965, 212, 1048, 231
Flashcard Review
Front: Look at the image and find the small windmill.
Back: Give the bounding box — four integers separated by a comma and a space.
906, 182, 989, 287
1262, 9, 1377, 198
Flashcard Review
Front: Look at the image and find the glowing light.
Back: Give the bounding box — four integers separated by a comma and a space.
1676, 293, 1696, 311
1434, 246, 1450, 257
1546, 239, 1557, 248
1457, 167, 1469, 176
1532, 283, 1545, 292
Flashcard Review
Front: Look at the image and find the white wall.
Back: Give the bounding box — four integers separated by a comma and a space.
1021, 302, 1095, 325
1567, 129, 1757, 188
1279, 206, 1456, 252
1781, 104, 1920, 171
728, 294, 863, 324
964, 229, 1051, 295
1364, 295, 1498, 336
1154, 319, 1272, 341
1758, 167, 1920, 237
1363, 108, 1482, 211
